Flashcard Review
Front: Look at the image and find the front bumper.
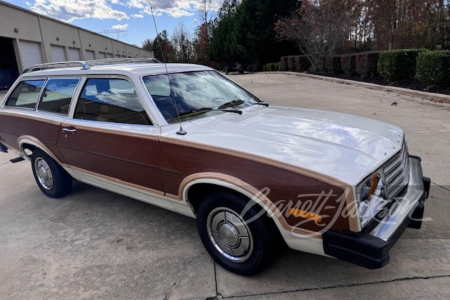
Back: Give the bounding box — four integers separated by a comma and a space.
323, 156, 430, 269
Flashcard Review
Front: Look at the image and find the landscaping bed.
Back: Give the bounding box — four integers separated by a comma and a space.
264, 50, 450, 96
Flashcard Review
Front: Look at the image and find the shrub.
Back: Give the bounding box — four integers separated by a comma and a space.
287, 56, 298, 71
280, 56, 289, 71
263, 63, 280, 72
313, 56, 328, 73
326, 56, 343, 75
356, 51, 380, 78
417, 51, 450, 85
378, 49, 425, 81
294, 56, 312, 72
341, 54, 357, 76
271, 63, 280, 71
247, 64, 258, 72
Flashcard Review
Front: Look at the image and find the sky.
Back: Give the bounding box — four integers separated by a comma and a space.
3, 0, 212, 47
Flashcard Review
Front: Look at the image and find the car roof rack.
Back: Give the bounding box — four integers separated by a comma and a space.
24, 58, 161, 73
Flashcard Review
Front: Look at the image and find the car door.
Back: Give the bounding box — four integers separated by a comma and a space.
0, 78, 78, 163
56, 76, 168, 207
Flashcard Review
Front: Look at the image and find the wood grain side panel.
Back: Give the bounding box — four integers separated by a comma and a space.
160, 142, 351, 233
0, 113, 66, 163
57, 127, 165, 191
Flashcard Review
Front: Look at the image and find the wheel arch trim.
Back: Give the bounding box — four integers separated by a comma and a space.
17, 135, 67, 167
168, 172, 321, 239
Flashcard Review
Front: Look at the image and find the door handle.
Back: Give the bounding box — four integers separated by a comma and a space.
62, 128, 77, 134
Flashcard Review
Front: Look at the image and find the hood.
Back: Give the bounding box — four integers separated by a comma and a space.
169, 106, 404, 186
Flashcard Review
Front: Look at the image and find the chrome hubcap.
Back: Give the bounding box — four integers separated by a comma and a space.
207, 208, 253, 263
34, 158, 53, 190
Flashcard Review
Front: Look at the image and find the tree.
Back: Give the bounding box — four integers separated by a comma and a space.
172, 22, 196, 63
195, 0, 221, 64
209, 0, 240, 63
152, 30, 176, 62
365, 0, 450, 50
210, 0, 299, 67
275, 0, 362, 70
142, 39, 153, 53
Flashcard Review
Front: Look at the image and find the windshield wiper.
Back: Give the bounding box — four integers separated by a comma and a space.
167, 107, 242, 122
218, 100, 246, 110
254, 101, 269, 107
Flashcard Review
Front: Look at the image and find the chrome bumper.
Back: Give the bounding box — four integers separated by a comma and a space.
322, 156, 430, 269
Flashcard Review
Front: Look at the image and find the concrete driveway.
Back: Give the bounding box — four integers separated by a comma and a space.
0, 73, 449, 300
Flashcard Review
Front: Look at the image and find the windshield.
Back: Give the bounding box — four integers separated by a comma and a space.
143, 71, 259, 123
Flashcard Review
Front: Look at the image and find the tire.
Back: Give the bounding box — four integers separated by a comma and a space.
31, 149, 73, 198
197, 191, 276, 276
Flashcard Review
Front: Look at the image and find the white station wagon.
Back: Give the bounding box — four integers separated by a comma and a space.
0, 59, 430, 275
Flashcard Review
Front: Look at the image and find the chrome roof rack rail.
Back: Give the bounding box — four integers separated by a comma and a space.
25, 61, 91, 73
24, 58, 161, 73
86, 58, 161, 67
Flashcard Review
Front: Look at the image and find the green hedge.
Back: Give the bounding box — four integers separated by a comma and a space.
273, 56, 311, 72
378, 49, 425, 81
326, 56, 343, 75
287, 56, 297, 71
341, 54, 357, 76
294, 56, 311, 72
263, 62, 281, 71
280, 56, 289, 71
356, 51, 380, 78
417, 51, 450, 85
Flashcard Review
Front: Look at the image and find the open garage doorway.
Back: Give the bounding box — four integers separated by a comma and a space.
0, 37, 20, 91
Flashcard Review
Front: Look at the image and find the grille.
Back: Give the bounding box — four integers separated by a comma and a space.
383, 143, 410, 198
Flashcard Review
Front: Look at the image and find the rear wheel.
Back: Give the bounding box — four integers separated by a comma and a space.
197, 191, 276, 276
31, 149, 72, 198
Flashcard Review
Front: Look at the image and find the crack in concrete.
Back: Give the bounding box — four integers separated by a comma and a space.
221, 274, 450, 299
0, 161, 11, 168
203, 261, 221, 300
213, 261, 221, 299
433, 183, 450, 193
162, 252, 207, 300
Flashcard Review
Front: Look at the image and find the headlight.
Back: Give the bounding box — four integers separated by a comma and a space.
356, 170, 388, 227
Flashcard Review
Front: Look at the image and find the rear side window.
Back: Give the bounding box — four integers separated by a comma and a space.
74, 78, 151, 125
5, 80, 45, 109
38, 78, 80, 115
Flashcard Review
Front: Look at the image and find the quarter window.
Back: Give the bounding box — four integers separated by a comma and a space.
74, 78, 151, 125
5, 80, 45, 109
38, 78, 80, 115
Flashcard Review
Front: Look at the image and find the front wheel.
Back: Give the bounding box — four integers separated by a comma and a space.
197, 191, 276, 276
31, 149, 73, 198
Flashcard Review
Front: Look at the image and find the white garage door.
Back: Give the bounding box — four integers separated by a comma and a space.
68, 48, 80, 61
51, 45, 66, 62
85, 50, 95, 61
106, 53, 113, 58
98, 52, 107, 59
18, 41, 42, 70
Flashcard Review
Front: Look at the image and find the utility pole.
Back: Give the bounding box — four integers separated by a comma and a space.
101, 29, 127, 41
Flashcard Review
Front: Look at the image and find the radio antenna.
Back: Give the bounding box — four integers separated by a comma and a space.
150, 5, 186, 135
